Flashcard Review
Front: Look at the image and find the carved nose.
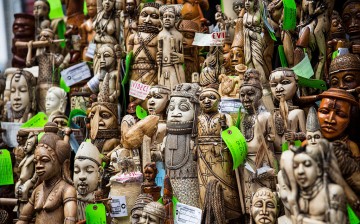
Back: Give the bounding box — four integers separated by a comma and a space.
326, 111, 336, 124
79, 176, 86, 181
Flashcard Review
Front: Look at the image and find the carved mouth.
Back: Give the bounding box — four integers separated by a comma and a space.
36, 170, 45, 176
321, 125, 336, 132
258, 217, 272, 224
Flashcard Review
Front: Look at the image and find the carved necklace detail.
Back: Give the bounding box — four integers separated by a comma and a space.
274, 111, 285, 135
243, 114, 256, 142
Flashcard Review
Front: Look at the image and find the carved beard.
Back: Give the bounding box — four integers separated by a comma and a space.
138, 25, 160, 34
77, 182, 89, 196
12, 108, 26, 119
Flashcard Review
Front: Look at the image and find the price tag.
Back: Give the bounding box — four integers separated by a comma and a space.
85, 203, 107, 224
86, 43, 96, 59
21, 112, 48, 128
129, 80, 151, 100
282, 0, 297, 30
136, 105, 148, 120
192, 32, 226, 46
0, 149, 14, 186
61, 62, 92, 87
348, 204, 360, 224
48, 0, 64, 19
110, 196, 128, 217
221, 126, 247, 169
298, 76, 327, 90
175, 202, 202, 224
292, 55, 314, 79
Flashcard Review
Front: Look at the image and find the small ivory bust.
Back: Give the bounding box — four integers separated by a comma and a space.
45, 87, 67, 121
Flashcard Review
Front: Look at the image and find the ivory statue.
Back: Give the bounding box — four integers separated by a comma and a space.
279, 141, 347, 223
197, 87, 241, 221
214, 4, 232, 40
142, 162, 161, 201
218, 73, 241, 99
199, 46, 225, 87
157, 5, 185, 91
122, 0, 138, 52
269, 68, 306, 154
131, 194, 154, 224
162, 83, 200, 208
33, 0, 51, 37
6, 70, 36, 123
109, 147, 131, 175
59, 25, 82, 70
80, 0, 97, 61
138, 202, 166, 224
327, 11, 348, 65
342, 0, 360, 54
12, 14, 35, 68
13, 130, 28, 179
230, 1, 245, 68
250, 187, 278, 224
329, 53, 360, 91
298, 0, 335, 80
180, 0, 209, 33
239, 69, 276, 217
128, 2, 162, 94
45, 87, 67, 122
16, 122, 76, 224
26, 28, 64, 112
178, 20, 200, 83
15, 132, 38, 201
277, 171, 292, 224
304, 107, 322, 146
74, 142, 102, 221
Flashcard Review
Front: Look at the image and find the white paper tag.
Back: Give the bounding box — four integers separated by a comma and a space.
61, 62, 92, 86
244, 162, 256, 174
86, 43, 96, 59
1, 122, 23, 148
129, 80, 151, 100
291, 55, 314, 79
192, 31, 225, 46
257, 165, 271, 175
110, 196, 128, 217
220, 99, 241, 114
175, 203, 202, 224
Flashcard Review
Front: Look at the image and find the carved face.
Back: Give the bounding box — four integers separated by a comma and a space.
167, 97, 194, 123
233, 1, 242, 15
46, 92, 62, 116
102, 0, 115, 13
270, 71, 297, 101
240, 86, 262, 112
330, 15, 345, 35
245, 0, 254, 11
138, 211, 161, 224
318, 98, 351, 140
34, 146, 61, 181
277, 171, 290, 210
131, 208, 143, 224
162, 9, 176, 28
90, 105, 118, 130
13, 16, 35, 37
10, 74, 30, 113
329, 70, 360, 90
86, 0, 97, 18
74, 159, 100, 196
199, 90, 220, 113
293, 153, 321, 188
97, 45, 115, 70
126, 0, 135, 13
144, 166, 156, 182
230, 47, 243, 67
147, 88, 169, 115
139, 6, 161, 28
33, 1, 49, 18
24, 134, 36, 154
39, 29, 54, 41
251, 189, 277, 224
110, 150, 120, 173
182, 31, 195, 46
52, 117, 68, 129
306, 130, 322, 146
342, 2, 360, 36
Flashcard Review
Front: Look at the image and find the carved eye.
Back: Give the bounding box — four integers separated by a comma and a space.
168, 104, 175, 111
267, 202, 275, 208
151, 14, 159, 19
318, 108, 329, 114
254, 201, 263, 207
344, 75, 355, 83
330, 77, 339, 86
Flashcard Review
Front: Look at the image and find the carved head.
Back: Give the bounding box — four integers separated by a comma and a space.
97, 44, 116, 70
24, 132, 38, 154
125, 0, 136, 14
52, 114, 69, 130
143, 162, 158, 184
13, 13, 35, 38
131, 194, 154, 224
33, 0, 50, 18
245, 0, 259, 12
74, 142, 102, 197
139, 3, 161, 29
102, 0, 115, 13
160, 5, 179, 29
329, 53, 360, 90
342, 0, 360, 38
199, 88, 220, 114
178, 20, 200, 46
233, 0, 243, 15
86, 0, 97, 18
16, 129, 29, 146
230, 46, 244, 67
317, 88, 358, 140
138, 202, 166, 224
39, 28, 54, 41
240, 69, 263, 113
147, 85, 171, 116
269, 68, 298, 102
251, 187, 278, 224
306, 107, 322, 146
330, 11, 345, 37
46, 87, 67, 117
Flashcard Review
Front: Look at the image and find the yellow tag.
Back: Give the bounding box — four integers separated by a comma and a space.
221, 126, 247, 169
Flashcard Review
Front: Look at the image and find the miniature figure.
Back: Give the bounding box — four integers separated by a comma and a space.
250, 187, 278, 224
142, 162, 161, 201
33, 0, 51, 37
327, 11, 348, 65
45, 87, 67, 122
80, 0, 97, 61
163, 175, 173, 224
230, 0, 245, 66
122, 0, 138, 52
13, 130, 29, 179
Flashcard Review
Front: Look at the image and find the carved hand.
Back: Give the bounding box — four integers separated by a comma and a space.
284, 131, 295, 141
170, 51, 184, 64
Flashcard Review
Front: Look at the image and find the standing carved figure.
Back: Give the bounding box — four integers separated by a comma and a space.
162, 83, 200, 208
342, 0, 360, 54
230, 1, 245, 67
199, 46, 225, 87
142, 162, 161, 201
33, 0, 51, 38
122, 0, 138, 52
80, 0, 97, 61
157, 5, 185, 91
327, 11, 348, 65
197, 87, 241, 221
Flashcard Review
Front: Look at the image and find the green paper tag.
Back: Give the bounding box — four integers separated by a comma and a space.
48, 0, 64, 19
83, 1, 88, 16
86, 139, 91, 143
221, 126, 247, 169
21, 112, 48, 128
57, 20, 66, 49
282, 141, 289, 152
0, 149, 14, 186
85, 203, 107, 224
38, 132, 45, 142
136, 105, 148, 120
278, 45, 288, 67
68, 109, 87, 128
235, 107, 242, 129
282, 0, 297, 30
298, 76, 328, 90
60, 77, 70, 93
292, 55, 314, 79
348, 204, 360, 224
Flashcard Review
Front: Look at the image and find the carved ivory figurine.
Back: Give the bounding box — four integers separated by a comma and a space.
197, 87, 241, 221
33, 0, 51, 37
131, 194, 154, 224
162, 83, 200, 208
7, 70, 36, 123
269, 68, 306, 154
239, 69, 276, 217
13, 130, 28, 178
80, 0, 97, 61
122, 0, 138, 52
157, 5, 185, 91
74, 142, 102, 221
342, 0, 360, 53
138, 201, 166, 224
45, 87, 67, 122
250, 187, 278, 224
279, 141, 347, 224
327, 11, 348, 64
16, 122, 76, 224
199, 46, 225, 87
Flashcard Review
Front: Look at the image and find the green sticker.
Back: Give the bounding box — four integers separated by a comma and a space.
38, 132, 45, 142
348, 204, 360, 224
68, 109, 87, 128
282, 141, 289, 152
0, 149, 14, 186
221, 126, 247, 169
298, 76, 328, 90
292, 55, 314, 79
21, 112, 48, 128
57, 20, 66, 49
332, 50, 339, 60
282, 0, 297, 30
85, 203, 106, 224
278, 45, 288, 67
86, 139, 91, 143
60, 77, 70, 93
235, 107, 242, 129
48, 0, 64, 19
83, 1, 88, 16
136, 105, 148, 120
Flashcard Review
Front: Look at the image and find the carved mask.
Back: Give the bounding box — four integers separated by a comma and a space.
89, 105, 118, 130
167, 97, 194, 123
233, 1, 242, 15
342, 2, 360, 37
293, 152, 321, 188
269, 70, 297, 101
230, 47, 243, 67
251, 188, 278, 224
147, 87, 170, 115
139, 6, 161, 28
306, 130, 322, 146
10, 74, 30, 113
46, 87, 67, 116
199, 89, 220, 113
97, 44, 116, 70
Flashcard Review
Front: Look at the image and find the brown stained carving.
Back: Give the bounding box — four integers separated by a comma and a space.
163, 176, 173, 224
13, 130, 29, 180
141, 162, 161, 201
80, 0, 97, 61
16, 122, 76, 224
199, 46, 225, 87
122, 0, 138, 52
327, 11, 348, 67
342, 0, 360, 54
63, 0, 85, 28
180, 0, 209, 33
